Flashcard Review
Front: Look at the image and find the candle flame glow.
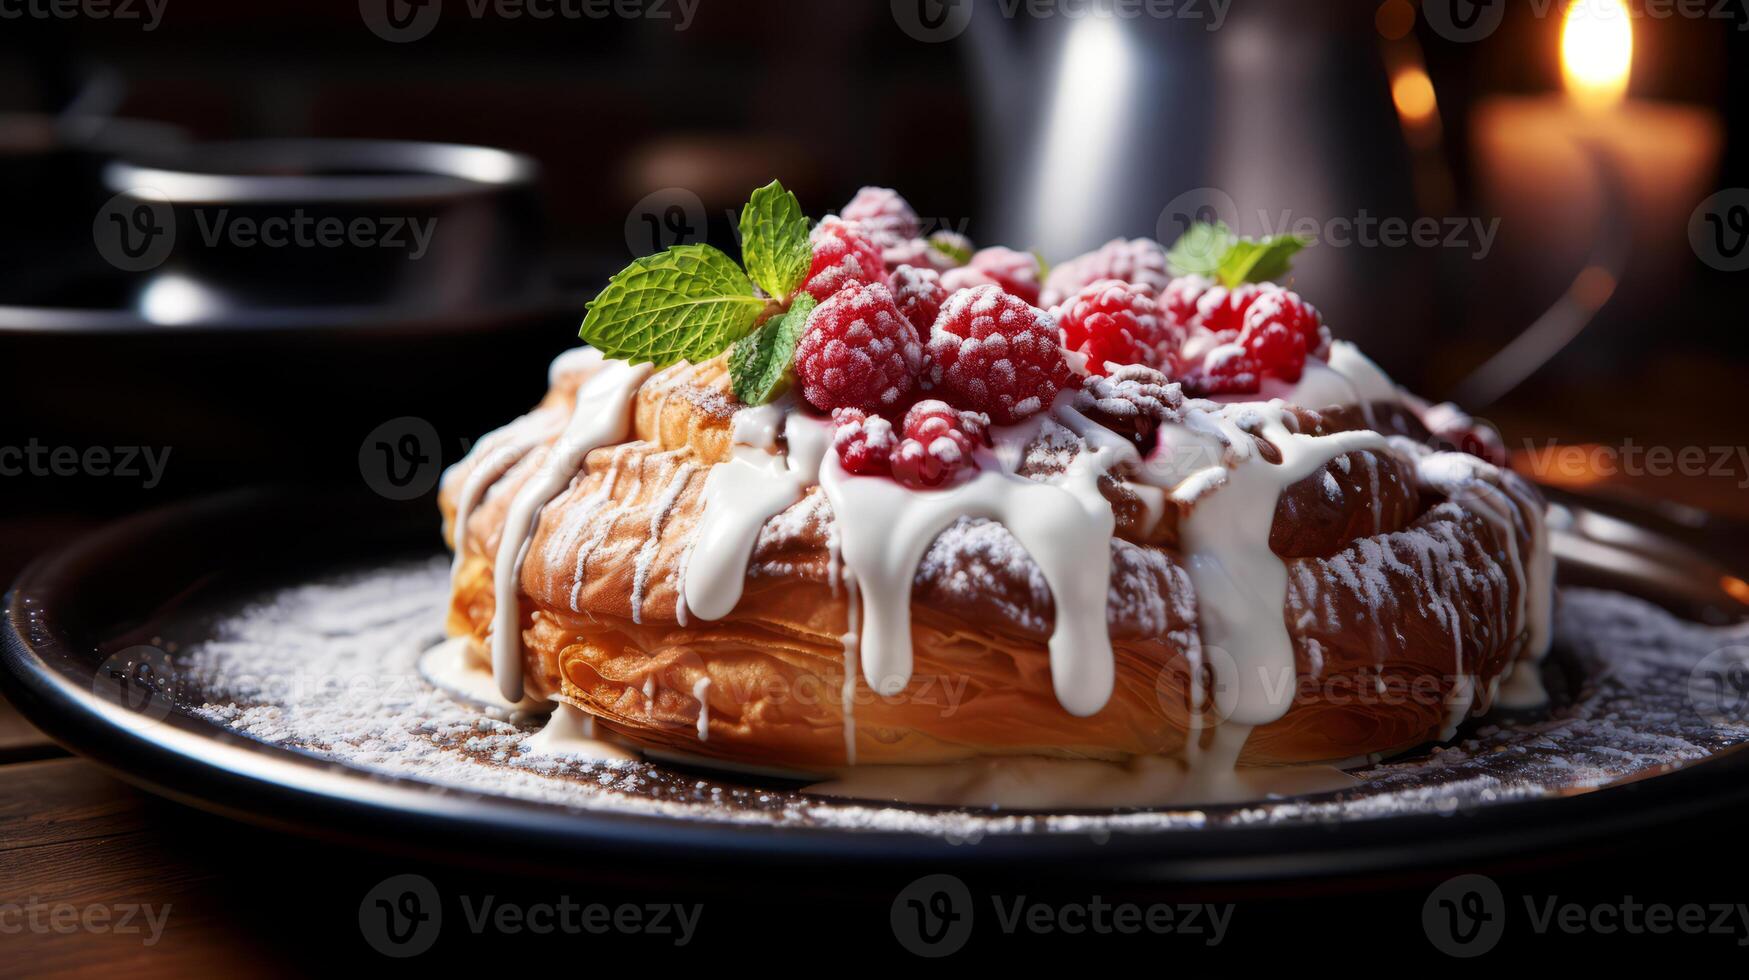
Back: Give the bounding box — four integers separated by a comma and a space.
1561, 0, 1633, 110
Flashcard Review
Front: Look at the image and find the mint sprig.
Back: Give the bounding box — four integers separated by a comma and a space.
728, 293, 816, 405
579, 244, 767, 366
928, 232, 972, 266
1167, 221, 1309, 288
738, 180, 812, 301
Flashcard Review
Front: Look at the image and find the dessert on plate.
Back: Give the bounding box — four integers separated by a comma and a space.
438, 182, 1553, 785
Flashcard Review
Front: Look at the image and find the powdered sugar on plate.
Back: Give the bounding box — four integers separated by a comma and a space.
176, 557, 1749, 837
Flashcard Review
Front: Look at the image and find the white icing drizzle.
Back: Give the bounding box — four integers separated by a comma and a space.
692, 677, 712, 740
1147, 402, 1395, 727
631, 460, 695, 623
819, 406, 1118, 715
445, 409, 561, 582
487, 359, 653, 703
682, 400, 831, 621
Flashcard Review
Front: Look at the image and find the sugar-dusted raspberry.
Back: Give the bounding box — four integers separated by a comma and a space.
1193, 282, 1267, 334
888, 400, 988, 488
801, 217, 886, 302
889, 264, 949, 334
841, 187, 920, 246
1055, 279, 1181, 377
882, 231, 970, 273
1183, 342, 1262, 397
1239, 315, 1306, 383
831, 408, 898, 476
1159, 274, 1213, 328
942, 247, 1043, 305
1039, 238, 1172, 308
1241, 287, 1323, 359
795, 281, 923, 414
925, 285, 1072, 425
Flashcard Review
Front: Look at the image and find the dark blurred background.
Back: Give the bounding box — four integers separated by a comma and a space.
1, 0, 1745, 573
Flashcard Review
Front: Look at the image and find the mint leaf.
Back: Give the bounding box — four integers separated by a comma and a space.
738, 180, 812, 301
1217, 234, 1308, 288
580, 244, 767, 366
1166, 221, 1236, 278
927, 232, 972, 266
728, 293, 816, 405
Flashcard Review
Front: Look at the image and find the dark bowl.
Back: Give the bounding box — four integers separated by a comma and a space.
101, 138, 546, 319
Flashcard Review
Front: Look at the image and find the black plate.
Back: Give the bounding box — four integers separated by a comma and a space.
5, 488, 1749, 884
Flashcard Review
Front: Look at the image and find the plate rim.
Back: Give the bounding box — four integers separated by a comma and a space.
7, 487, 1749, 882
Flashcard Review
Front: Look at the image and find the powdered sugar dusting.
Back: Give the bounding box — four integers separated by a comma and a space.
173, 559, 1748, 837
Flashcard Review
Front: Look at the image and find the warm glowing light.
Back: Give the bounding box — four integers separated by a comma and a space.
1560, 0, 1633, 110
1724, 576, 1749, 607
1391, 68, 1439, 125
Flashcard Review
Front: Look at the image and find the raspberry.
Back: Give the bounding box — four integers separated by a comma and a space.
831, 408, 897, 476
1242, 288, 1324, 358
888, 400, 988, 488
1240, 316, 1306, 383
951, 246, 1042, 306
840, 187, 920, 247
882, 231, 969, 273
889, 265, 949, 334
795, 281, 923, 414
1040, 238, 1172, 308
1184, 342, 1262, 397
925, 285, 1072, 425
801, 217, 886, 302
1159, 275, 1213, 328
1055, 279, 1181, 377
1193, 282, 1267, 334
